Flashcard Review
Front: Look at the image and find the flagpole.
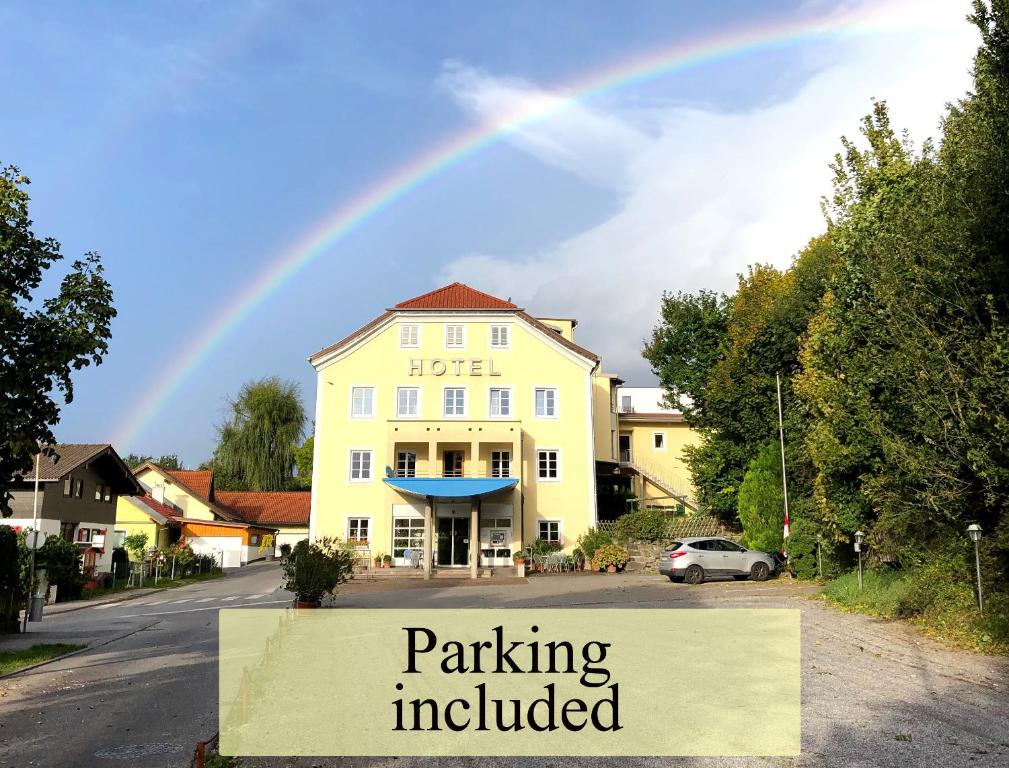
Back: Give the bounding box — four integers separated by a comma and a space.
776, 372, 791, 552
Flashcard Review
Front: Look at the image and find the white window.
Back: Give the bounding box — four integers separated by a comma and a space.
490, 325, 510, 348
537, 449, 560, 481
351, 386, 375, 418
535, 388, 557, 418
443, 387, 466, 417
396, 451, 417, 478
397, 387, 419, 418
620, 395, 633, 412
399, 324, 419, 348
349, 450, 373, 482
538, 520, 561, 544
348, 517, 370, 545
445, 324, 465, 349
491, 450, 511, 478
489, 388, 511, 417
653, 432, 666, 450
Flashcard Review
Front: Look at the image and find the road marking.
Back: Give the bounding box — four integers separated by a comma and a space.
220, 596, 240, 601
118, 599, 290, 618
194, 597, 215, 603
244, 594, 264, 600
94, 602, 123, 610
170, 598, 194, 604
145, 600, 169, 606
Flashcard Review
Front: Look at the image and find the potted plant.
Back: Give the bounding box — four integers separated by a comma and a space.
382, 554, 392, 568
283, 538, 355, 608
512, 550, 526, 566
592, 543, 630, 573
373, 551, 384, 569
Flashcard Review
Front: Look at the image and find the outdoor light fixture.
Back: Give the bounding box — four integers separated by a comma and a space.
967, 524, 983, 613
854, 531, 865, 591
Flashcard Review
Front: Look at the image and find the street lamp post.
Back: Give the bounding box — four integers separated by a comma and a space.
22, 444, 42, 633
816, 534, 823, 580
854, 531, 865, 591
967, 524, 983, 614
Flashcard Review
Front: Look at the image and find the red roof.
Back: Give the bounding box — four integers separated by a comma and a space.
167, 469, 212, 500
133, 492, 183, 523
394, 282, 517, 310
214, 491, 311, 526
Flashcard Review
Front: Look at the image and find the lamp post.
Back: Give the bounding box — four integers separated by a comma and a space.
816, 534, 823, 580
22, 443, 42, 633
854, 531, 865, 591
967, 523, 983, 614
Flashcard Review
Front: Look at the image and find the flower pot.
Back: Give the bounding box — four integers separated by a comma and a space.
295, 599, 320, 609
606, 565, 617, 573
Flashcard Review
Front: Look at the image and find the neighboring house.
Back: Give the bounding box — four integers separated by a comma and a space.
124, 462, 307, 567
114, 491, 183, 550
307, 281, 683, 579
615, 386, 701, 513
2, 444, 142, 576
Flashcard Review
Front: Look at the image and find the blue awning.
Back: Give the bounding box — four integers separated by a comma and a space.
383, 477, 518, 501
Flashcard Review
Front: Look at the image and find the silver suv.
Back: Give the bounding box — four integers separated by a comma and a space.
657, 537, 776, 584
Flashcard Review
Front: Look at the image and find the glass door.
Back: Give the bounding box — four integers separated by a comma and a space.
436, 516, 469, 566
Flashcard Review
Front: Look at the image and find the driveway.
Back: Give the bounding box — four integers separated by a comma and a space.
2, 570, 1007, 767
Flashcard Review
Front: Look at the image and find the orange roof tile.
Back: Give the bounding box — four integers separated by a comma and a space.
167, 469, 212, 500
214, 491, 311, 526
394, 282, 517, 310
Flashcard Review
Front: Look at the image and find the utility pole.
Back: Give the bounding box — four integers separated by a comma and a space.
22, 444, 42, 633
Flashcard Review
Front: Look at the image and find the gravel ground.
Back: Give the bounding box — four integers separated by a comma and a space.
235, 574, 1009, 768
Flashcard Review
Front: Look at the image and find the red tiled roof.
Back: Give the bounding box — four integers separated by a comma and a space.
168, 469, 212, 500
394, 282, 517, 310
136, 492, 183, 523
214, 491, 311, 526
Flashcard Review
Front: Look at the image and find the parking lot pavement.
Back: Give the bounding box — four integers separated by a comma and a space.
238, 573, 1009, 768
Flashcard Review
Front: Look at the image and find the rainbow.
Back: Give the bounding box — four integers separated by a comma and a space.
112, 3, 902, 451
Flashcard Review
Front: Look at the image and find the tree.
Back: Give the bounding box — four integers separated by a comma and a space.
737, 442, 785, 553
122, 453, 183, 470
213, 377, 305, 491
293, 434, 314, 489
1, 165, 115, 516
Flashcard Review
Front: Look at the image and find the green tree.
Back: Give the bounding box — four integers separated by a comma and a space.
293, 434, 314, 489
122, 453, 183, 470
213, 377, 305, 491
737, 442, 785, 553
1, 165, 115, 516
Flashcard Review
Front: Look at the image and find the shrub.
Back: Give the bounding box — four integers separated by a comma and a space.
612, 508, 668, 542
37, 536, 84, 602
110, 547, 130, 580
279, 543, 292, 558
529, 538, 562, 555
592, 544, 630, 571
736, 442, 784, 553
0, 527, 24, 632
123, 533, 149, 562
283, 537, 355, 604
576, 528, 612, 560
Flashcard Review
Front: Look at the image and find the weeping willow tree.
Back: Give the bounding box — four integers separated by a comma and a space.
214, 377, 305, 491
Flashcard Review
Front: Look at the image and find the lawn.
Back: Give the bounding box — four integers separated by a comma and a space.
0, 643, 85, 676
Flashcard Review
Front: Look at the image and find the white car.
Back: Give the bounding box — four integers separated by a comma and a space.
657, 537, 776, 584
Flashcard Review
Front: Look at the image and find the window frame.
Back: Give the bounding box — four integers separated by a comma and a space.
489, 324, 511, 349
396, 451, 417, 478
490, 450, 511, 478
350, 386, 376, 419
347, 517, 371, 546
348, 449, 374, 483
653, 431, 667, 451
443, 386, 467, 418
63, 478, 71, 496
536, 448, 561, 482
534, 387, 559, 419
537, 519, 561, 544
444, 323, 466, 349
488, 387, 512, 418
396, 386, 420, 418
399, 323, 420, 349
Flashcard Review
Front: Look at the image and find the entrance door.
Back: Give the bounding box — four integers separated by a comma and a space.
436, 516, 469, 566
443, 450, 464, 477
619, 434, 632, 463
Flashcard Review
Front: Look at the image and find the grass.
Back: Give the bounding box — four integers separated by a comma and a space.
0, 643, 85, 675
79, 570, 224, 601
821, 567, 1009, 654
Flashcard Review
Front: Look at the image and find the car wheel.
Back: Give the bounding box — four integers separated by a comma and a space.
750, 561, 770, 582
684, 565, 705, 585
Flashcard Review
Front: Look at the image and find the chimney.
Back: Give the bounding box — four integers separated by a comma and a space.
152, 484, 165, 504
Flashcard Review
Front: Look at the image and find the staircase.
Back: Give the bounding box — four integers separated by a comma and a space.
620, 456, 699, 512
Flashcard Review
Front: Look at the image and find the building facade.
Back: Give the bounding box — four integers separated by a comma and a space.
308, 283, 699, 577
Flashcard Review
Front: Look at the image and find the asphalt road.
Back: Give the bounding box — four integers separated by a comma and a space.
2, 568, 1008, 768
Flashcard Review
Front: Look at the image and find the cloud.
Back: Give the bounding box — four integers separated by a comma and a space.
436, 0, 979, 380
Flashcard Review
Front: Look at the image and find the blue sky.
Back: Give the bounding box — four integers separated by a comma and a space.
1, 0, 978, 465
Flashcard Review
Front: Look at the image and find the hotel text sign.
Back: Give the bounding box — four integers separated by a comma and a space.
409, 358, 502, 376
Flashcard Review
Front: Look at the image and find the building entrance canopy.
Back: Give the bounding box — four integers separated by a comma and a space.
382, 477, 517, 501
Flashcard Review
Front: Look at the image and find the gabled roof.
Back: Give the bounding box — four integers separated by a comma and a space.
214, 491, 310, 526
167, 469, 212, 500
133, 461, 243, 522
122, 493, 183, 526
13, 444, 142, 494
393, 282, 518, 310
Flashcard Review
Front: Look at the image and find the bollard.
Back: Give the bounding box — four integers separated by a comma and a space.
194, 741, 206, 768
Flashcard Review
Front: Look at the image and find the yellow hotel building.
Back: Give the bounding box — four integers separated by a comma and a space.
308, 282, 697, 577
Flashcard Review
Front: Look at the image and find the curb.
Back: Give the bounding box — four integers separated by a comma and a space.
0, 619, 161, 680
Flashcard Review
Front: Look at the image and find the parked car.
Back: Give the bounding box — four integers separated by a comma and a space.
657, 537, 777, 584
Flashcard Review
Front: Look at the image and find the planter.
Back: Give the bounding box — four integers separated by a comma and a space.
295, 599, 321, 609
606, 565, 617, 573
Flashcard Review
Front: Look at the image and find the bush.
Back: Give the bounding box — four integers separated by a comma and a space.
612, 508, 669, 542
529, 538, 562, 556
123, 533, 148, 562
0, 527, 24, 632
37, 536, 84, 602
283, 538, 355, 604
576, 528, 612, 560
736, 442, 784, 553
592, 544, 630, 571
110, 547, 130, 580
